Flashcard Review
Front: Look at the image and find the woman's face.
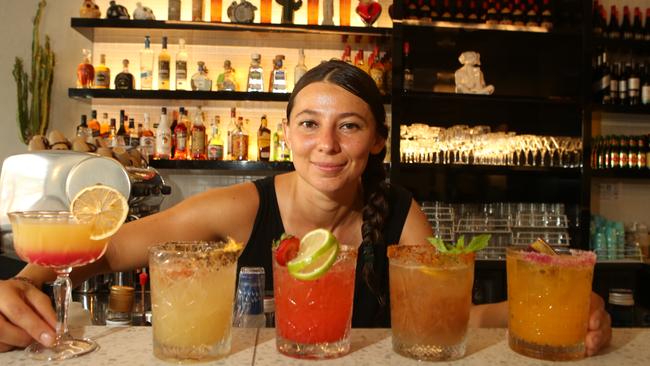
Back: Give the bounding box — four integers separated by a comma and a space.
286, 81, 385, 194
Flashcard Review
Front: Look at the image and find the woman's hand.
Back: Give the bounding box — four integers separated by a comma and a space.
0, 279, 56, 352
585, 292, 612, 356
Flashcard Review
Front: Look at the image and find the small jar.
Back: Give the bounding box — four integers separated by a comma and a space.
263, 296, 275, 328
106, 285, 134, 326
607, 288, 635, 327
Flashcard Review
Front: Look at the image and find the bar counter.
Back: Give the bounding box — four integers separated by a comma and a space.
1, 326, 649, 365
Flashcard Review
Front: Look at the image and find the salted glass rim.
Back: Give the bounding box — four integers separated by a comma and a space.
506, 246, 597, 267
387, 244, 475, 267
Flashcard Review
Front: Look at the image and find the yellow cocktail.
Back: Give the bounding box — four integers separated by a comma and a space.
149, 241, 243, 362
506, 248, 596, 361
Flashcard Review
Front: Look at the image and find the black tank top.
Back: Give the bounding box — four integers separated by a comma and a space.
237, 175, 413, 327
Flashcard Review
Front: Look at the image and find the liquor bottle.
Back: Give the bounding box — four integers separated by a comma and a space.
342, 44, 353, 64
628, 63, 641, 106
621, 6, 633, 40
100, 112, 110, 137
609, 136, 620, 169
247, 54, 264, 92
128, 118, 140, 148
454, 0, 465, 22
116, 110, 128, 146
499, 0, 513, 25
294, 49, 308, 87
599, 51, 611, 104
512, 0, 524, 26
94, 54, 110, 89
485, 0, 499, 25
217, 60, 238, 91
539, 0, 552, 30
354, 49, 367, 73
467, 0, 479, 22
155, 107, 172, 159
191, 61, 213, 91
368, 46, 385, 94
211, 0, 223, 22
232, 267, 266, 328
76, 115, 93, 143
231, 117, 249, 161
607, 6, 621, 40
632, 7, 644, 41
106, 118, 117, 147
642, 62, 650, 105
598, 135, 609, 169
645, 9, 650, 42
192, 0, 203, 21
114, 59, 135, 90
88, 110, 101, 137
190, 107, 207, 160
619, 135, 629, 169
273, 120, 291, 161
226, 107, 236, 159
405, 0, 419, 19
176, 38, 189, 90
158, 36, 171, 90
207, 116, 224, 160
639, 135, 648, 169
593, 1, 604, 37
139, 113, 155, 160
628, 136, 638, 169
610, 62, 620, 105
440, 0, 452, 19
269, 55, 288, 93
403, 42, 414, 91
619, 63, 630, 106
524, 0, 538, 27
258, 115, 271, 161
140, 36, 154, 90
168, 0, 181, 20
173, 108, 188, 160
419, 0, 432, 21
77, 49, 94, 88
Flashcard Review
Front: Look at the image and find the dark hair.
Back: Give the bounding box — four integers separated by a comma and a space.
286, 60, 390, 306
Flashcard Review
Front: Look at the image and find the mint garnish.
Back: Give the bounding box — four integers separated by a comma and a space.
427, 234, 491, 254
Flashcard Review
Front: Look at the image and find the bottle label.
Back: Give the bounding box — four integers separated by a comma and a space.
176, 61, 187, 80
640, 153, 647, 168
619, 80, 627, 92
95, 71, 110, 87
115, 74, 133, 90
630, 153, 638, 167
600, 75, 610, 90
159, 60, 170, 80
176, 131, 187, 151
155, 130, 172, 158
191, 130, 206, 155
610, 80, 619, 92
629, 78, 640, 90
642, 86, 650, 104
620, 152, 628, 168
232, 135, 249, 160
208, 145, 224, 160
140, 136, 155, 156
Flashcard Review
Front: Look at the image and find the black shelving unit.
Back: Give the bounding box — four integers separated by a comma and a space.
591, 169, 650, 180
592, 104, 650, 115
69, 88, 292, 102
149, 159, 293, 172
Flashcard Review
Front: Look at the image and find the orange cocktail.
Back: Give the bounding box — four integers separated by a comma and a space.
506, 248, 596, 361
273, 245, 357, 359
388, 245, 475, 361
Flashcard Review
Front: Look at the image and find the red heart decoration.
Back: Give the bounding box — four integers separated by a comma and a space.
355, 1, 382, 26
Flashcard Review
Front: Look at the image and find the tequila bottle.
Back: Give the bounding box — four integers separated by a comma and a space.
88, 110, 101, 137
217, 60, 238, 91
272, 120, 291, 161
114, 59, 135, 90
190, 107, 207, 160
173, 108, 188, 160
155, 107, 172, 159
176, 38, 189, 90
294, 49, 308, 88
257, 115, 271, 161
207, 116, 224, 160
76, 115, 93, 143
247, 54, 264, 92
140, 36, 154, 90
94, 54, 110, 89
368, 46, 385, 94
158, 36, 171, 90
270, 55, 288, 93
231, 117, 249, 161
139, 113, 155, 160
191, 61, 213, 91
77, 49, 94, 88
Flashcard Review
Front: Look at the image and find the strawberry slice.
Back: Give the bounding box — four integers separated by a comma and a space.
274, 234, 300, 266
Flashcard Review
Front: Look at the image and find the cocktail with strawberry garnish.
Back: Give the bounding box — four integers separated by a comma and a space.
8, 185, 128, 361
272, 229, 357, 359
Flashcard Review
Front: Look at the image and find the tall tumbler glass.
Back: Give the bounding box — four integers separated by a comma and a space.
507, 248, 596, 361
149, 241, 242, 362
273, 245, 357, 359
388, 245, 475, 361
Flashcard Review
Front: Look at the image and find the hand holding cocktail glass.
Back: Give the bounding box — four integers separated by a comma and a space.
8, 185, 128, 361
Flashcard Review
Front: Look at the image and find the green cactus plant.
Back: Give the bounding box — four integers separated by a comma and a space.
275, 0, 302, 24
12, 0, 55, 145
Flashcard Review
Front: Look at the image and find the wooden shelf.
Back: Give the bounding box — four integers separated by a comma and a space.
149, 159, 294, 172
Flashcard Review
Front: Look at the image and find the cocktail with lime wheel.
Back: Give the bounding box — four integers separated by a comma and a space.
8, 185, 128, 361
387, 235, 489, 361
272, 229, 357, 359
507, 240, 596, 361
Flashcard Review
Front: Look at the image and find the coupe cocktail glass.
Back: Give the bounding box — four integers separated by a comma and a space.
387, 244, 475, 361
273, 245, 357, 359
149, 241, 242, 362
8, 211, 111, 361
506, 248, 596, 361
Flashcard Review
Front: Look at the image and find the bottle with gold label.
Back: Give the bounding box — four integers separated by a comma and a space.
158, 36, 171, 90
94, 54, 110, 89
190, 107, 207, 160
258, 115, 271, 161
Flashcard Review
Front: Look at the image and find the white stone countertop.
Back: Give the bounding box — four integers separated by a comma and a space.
1, 327, 649, 365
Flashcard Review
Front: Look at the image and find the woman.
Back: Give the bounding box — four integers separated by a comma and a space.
0, 60, 610, 355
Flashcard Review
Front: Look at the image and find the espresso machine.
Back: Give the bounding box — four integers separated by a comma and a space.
0, 151, 171, 290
